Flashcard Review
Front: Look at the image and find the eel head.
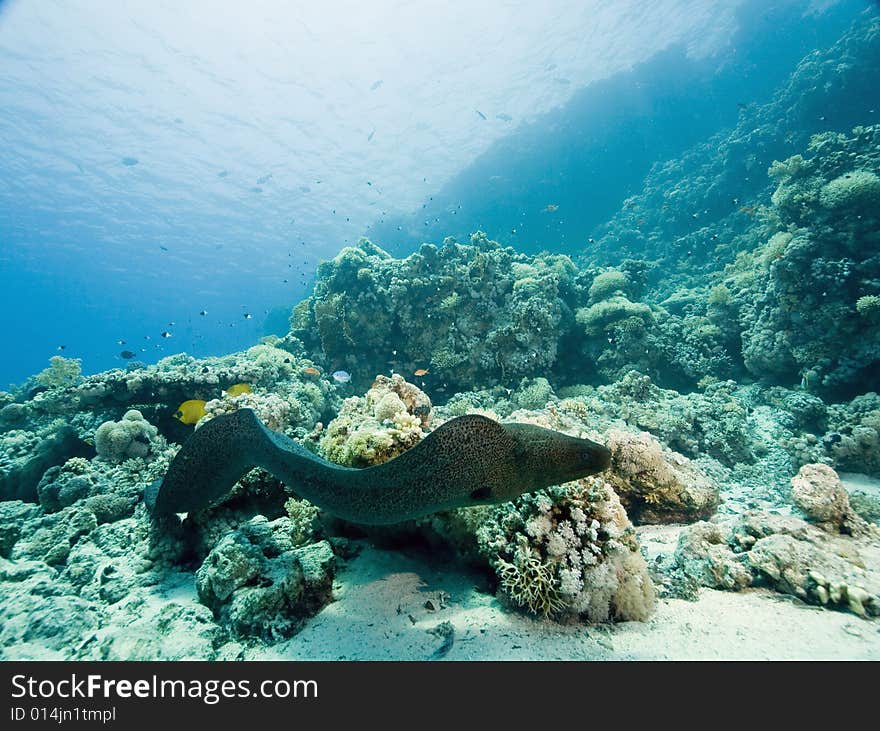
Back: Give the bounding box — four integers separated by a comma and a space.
494, 421, 611, 500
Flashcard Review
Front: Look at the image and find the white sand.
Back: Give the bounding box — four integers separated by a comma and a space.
250, 539, 880, 661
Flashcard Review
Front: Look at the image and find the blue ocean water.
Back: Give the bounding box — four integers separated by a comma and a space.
0, 0, 872, 386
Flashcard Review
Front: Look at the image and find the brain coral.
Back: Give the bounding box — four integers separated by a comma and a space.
819, 170, 880, 210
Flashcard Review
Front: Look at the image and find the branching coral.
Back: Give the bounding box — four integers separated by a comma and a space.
477, 480, 655, 622
35, 356, 83, 389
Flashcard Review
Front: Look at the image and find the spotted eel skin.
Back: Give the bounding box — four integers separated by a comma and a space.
147, 408, 610, 525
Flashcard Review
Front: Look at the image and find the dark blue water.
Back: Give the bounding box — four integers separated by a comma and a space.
0, 0, 873, 387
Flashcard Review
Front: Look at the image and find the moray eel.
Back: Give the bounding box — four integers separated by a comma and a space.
147, 408, 611, 525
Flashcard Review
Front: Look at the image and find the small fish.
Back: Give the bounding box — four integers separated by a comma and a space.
159, 246, 169, 251
370, 79, 383, 91
225, 383, 252, 397
302, 367, 320, 377
332, 370, 351, 384
161, 331, 173, 338
218, 170, 228, 178
367, 129, 375, 142
475, 110, 487, 120
57, 345, 66, 350
495, 113, 512, 122
121, 156, 139, 166
243, 313, 253, 320
199, 310, 208, 316
588, 237, 595, 244
117, 340, 126, 346
414, 368, 429, 377
120, 350, 136, 359
542, 204, 559, 213
174, 399, 207, 425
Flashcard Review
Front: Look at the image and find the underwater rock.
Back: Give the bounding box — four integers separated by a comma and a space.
673, 510, 880, 617
12, 505, 98, 566
195, 516, 335, 641
673, 521, 751, 591
90, 602, 219, 661
0, 501, 40, 558
476, 478, 655, 622
0, 558, 106, 660
0, 426, 92, 502
790, 463, 867, 535
822, 393, 880, 475
604, 428, 719, 524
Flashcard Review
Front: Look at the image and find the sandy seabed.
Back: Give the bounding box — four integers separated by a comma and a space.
247, 526, 880, 661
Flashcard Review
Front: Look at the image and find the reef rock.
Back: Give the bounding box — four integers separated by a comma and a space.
674, 510, 880, 617
195, 516, 335, 641
320, 374, 432, 466
604, 428, 719, 524
790, 463, 867, 535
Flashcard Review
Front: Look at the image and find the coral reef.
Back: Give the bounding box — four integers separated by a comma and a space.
735, 126, 880, 395
586, 13, 880, 287
0, 425, 92, 501
291, 233, 576, 391
195, 517, 335, 641
94, 410, 161, 463
476, 479, 655, 621
604, 428, 718, 524
34, 356, 83, 389
559, 371, 755, 467
1, 12, 879, 659
674, 510, 880, 617
319, 374, 432, 467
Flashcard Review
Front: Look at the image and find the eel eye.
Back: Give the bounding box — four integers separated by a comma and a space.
470, 486, 492, 502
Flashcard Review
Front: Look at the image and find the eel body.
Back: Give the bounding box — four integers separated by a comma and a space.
148, 409, 611, 525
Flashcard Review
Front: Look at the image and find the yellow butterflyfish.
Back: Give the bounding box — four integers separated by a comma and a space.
225, 383, 252, 397
174, 399, 207, 425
